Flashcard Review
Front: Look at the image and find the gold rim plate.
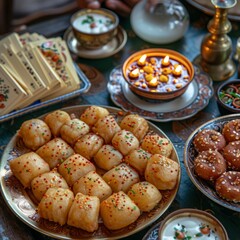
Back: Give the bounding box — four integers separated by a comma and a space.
0, 105, 180, 240
63, 27, 127, 59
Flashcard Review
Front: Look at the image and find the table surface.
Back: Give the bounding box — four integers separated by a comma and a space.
0, 2, 240, 240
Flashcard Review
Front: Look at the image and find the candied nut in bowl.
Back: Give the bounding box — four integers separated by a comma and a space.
158, 208, 228, 240
71, 8, 119, 49
122, 48, 195, 101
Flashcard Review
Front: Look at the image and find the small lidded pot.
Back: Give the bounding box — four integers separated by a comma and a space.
158, 209, 228, 240
71, 8, 119, 49
216, 79, 240, 115
122, 48, 194, 101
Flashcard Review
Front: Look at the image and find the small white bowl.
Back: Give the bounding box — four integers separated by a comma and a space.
158, 208, 228, 240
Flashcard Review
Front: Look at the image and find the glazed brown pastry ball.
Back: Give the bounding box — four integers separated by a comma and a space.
127, 181, 162, 212
145, 154, 179, 190
18, 118, 52, 151
100, 191, 140, 230
222, 119, 240, 142
194, 149, 227, 181
222, 141, 240, 170
193, 129, 226, 152
215, 171, 240, 203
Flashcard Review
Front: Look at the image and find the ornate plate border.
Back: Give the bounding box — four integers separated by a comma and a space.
108, 65, 213, 122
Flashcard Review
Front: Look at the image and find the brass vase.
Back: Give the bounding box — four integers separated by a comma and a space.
194, 0, 237, 81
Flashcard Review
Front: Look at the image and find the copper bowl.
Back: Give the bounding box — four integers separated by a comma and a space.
158, 209, 228, 240
71, 8, 119, 49
122, 49, 195, 101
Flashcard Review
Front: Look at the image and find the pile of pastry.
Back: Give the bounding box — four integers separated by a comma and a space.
193, 119, 240, 203
9, 105, 180, 232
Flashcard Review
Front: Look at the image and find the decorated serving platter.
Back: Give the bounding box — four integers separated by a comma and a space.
108, 65, 213, 122
184, 114, 240, 212
0, 105, 180, 239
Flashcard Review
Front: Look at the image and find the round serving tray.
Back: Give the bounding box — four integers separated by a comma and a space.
0, 105, 180, 239
184, 114, 240, 212
108, 65, 213, 122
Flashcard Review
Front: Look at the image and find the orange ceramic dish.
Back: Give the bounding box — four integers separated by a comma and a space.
122, 49, 195, 100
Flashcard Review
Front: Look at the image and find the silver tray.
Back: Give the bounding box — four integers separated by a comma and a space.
0, 64, 91, 123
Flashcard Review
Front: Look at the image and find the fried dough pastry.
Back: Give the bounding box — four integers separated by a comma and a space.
44, 110, 71, 137
112, 130, 139, 155
141, 133, 173, 157
145, 154, 179, 190
67, 193, 100, 232
60, 118, 90, 146
74, 133, 104, 160
58, 154, 96, 186
92, 115, 121, 143
18, 118, 51, 150
38, 188, 74, 226
31, 169, 69, 202
124, 148, 151, 175
9, 152, 50, 188
73, 171, 112, 201
103, 163, 140, 193
80, 105, 109, 127
127, 181, 162, 212
36, 138, 74, 169
119, 114, 149, 141
100, 191, 140, 230
94, 144, 123, 171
